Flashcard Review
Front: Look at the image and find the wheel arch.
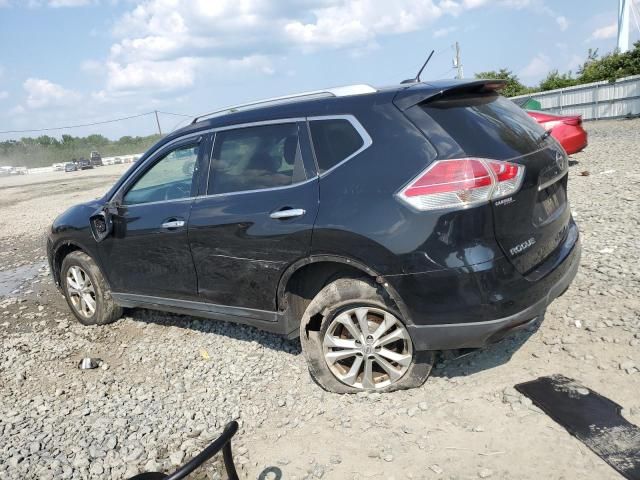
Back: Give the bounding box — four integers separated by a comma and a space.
277, 255, 413, 337
50, 240, 95, 288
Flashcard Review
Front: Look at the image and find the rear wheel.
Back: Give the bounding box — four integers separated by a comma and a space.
300, 278, 434, 393
61, 251, 122, 326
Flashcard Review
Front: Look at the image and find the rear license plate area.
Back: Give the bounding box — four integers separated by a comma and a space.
533, 176, 567, 227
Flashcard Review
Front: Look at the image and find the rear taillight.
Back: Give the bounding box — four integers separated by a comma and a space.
397, 158, 525, 211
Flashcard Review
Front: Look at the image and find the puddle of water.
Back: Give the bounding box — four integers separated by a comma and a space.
0, 262, 47, 297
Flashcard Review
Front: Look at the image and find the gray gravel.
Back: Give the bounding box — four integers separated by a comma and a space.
0, 118, 639, 479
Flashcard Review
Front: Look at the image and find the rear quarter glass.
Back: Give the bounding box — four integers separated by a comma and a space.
415, 93, 547, 159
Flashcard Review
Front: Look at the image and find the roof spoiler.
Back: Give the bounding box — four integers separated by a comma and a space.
393, 79, 508, 111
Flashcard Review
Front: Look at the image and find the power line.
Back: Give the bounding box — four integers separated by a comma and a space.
0, 111, 154, 135
0, 110, 193, 135
156, 110, 193, 118
438, 66, 456, 78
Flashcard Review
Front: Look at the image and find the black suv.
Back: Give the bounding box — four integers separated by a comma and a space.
47, 80, 580, 393
77, 158, 94, 170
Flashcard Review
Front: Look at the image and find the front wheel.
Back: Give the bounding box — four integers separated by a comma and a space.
300, 278, 434, 393
61, 251, 122, 326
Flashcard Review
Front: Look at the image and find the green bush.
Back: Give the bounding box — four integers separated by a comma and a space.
475, 42, 640, 97
474, 69, 535, 97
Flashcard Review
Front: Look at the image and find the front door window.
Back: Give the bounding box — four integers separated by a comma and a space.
124, 145, 199, 205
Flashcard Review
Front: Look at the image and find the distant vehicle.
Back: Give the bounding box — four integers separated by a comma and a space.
64, 162, 78, 172
526, 111, 588, 155
90, 151, 103, 167
0, 166, 27, 175
77, 158, 94, 170
48, 79, 580, 393
114, 157, 123, 164
53, 163, 65, 171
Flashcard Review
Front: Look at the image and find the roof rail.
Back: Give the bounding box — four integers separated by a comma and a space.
191, 84, 377, 124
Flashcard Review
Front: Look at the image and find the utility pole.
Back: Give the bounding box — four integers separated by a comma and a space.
154, 110, 162, 135
453, 41, 464, 79
618, 0, 631, 53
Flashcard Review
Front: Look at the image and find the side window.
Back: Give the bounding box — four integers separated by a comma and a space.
208, 123, 306, 195
309, 118, 365, 174
123, 145, 198, 205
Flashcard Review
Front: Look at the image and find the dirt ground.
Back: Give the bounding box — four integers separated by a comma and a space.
0, 120, 639, 480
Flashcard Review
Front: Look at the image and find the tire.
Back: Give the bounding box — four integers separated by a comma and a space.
300, 278, 434, 393
61, 251, 122, 326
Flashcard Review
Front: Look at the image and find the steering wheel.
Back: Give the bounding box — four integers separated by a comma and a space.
164, 182, 190, 201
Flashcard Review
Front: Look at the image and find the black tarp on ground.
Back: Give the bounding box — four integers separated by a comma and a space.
516, 375, 640, 480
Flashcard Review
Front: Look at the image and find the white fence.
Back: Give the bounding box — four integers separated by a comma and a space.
512, 74, 640, 120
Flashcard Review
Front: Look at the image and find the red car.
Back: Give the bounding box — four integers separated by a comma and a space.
527, 111, 588, 155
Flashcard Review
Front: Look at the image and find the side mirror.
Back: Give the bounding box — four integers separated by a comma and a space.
90, 209, 113, 242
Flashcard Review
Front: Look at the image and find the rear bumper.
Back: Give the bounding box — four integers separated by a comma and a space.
400, 225, 581, 351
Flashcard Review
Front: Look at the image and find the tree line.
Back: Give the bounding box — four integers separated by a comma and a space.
475, 41, 640, 97
0, 133, 162, 168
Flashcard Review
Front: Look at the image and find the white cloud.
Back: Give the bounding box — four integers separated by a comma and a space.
0, 91, 8, 100
590, 22, 617, 40
23, 78, 81, 109
97, 0, 569, 94
520, 53, 551, 79
103, 0, 509, 93
556, 15, 568, 31
104, 58, 199, 93
284, 1, 445, 50
433, 26, 457, 38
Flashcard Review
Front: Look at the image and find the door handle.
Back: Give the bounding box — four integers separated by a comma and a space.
269, 208, 306, 220
161, 219, 185, 229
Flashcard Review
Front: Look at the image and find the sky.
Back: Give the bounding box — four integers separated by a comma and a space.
0, 0, 638, 141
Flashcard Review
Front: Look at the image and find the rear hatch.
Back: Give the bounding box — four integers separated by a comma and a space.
401, 87, 571, 275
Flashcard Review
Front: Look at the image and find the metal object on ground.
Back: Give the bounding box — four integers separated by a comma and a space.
127, 421, 240, 480
323, 306, 413, 390
78, 358, 101, 370
515, 375, 640, 480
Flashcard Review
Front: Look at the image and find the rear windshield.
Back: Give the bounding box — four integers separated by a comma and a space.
419, 93, 546, 159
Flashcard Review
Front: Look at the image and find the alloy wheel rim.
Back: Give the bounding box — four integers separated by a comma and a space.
323, 306, 413, 390
66, 266, 96, 318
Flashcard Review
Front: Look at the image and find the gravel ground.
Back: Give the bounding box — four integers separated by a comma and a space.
1, 119, 639, 480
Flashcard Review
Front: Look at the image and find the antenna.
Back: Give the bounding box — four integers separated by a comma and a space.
453, 42, 464, 79
618, 0, 631, 53
401, 50, 435, 84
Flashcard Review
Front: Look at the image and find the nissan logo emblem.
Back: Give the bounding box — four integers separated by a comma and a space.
555, 151, 567, 171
